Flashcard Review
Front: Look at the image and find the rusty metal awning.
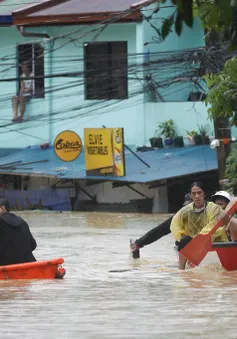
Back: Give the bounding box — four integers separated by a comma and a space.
12, 0, 156, 25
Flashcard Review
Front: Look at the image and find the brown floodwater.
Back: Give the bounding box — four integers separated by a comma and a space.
0, 211, 237, 339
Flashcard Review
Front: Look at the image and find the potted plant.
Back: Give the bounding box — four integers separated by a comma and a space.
158, 119, 176, 146
149, 136, 163, 148
194, 133, 203, 145
186, 130, 197, 145
174, 136, 184, 147
198, 125, 210, 145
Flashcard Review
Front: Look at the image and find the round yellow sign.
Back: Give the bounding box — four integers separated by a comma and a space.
54, 130, 82, 162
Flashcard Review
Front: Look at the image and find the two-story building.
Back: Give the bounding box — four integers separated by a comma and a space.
0, 0, 220, 212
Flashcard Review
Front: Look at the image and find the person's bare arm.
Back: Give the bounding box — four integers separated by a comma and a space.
19, 80, 25, 94
225, 217, 237, 231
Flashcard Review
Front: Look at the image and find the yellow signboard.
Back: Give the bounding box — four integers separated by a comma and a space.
84, 128, 125, 177
112, 128, 125, 176
54, 130, 82, 162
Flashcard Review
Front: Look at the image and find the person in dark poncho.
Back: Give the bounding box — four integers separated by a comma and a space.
0, 197, 37, 266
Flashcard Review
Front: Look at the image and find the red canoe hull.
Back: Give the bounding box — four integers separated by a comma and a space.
0, 258, 66, 280
211, 242, 237, 271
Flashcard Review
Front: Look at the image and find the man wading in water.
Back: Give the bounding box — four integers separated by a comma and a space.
170, 182, 231, 270
130, 186, 234, 267
130, 194, 192, 257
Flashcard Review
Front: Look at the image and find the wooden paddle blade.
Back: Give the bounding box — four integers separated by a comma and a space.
180, 234, 212, 266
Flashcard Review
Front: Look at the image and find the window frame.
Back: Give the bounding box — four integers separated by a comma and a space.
84, 41, 128, 100
16, 43, 45, 99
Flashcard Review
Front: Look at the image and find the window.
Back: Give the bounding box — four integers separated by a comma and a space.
17, 44, 45, 98
84, 42, 128, 100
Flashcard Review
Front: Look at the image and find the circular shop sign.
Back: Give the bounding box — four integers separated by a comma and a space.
54, 130, 82, 162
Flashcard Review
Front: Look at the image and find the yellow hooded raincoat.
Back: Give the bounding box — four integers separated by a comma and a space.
170, 202, 228, 242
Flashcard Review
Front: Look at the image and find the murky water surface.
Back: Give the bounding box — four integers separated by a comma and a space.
0, 212, 237, 339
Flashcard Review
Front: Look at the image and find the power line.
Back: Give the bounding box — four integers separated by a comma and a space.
0, 0, 158, 70
0, 1, 230, 143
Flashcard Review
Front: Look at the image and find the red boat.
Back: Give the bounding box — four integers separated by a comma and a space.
0, 258, 66, 280
210, 242, 237, 271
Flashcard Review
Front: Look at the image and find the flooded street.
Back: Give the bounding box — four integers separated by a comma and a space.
0, 212, 237, 339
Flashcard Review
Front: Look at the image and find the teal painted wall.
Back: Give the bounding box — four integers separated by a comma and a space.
0, 7, 210, 151
0, 27, 50, 148
144, 102, 213, 145
46, 24, 145, 147
141, 3, 212, 146
0, 23, 146, 148
142, 2, 205, 102
231, 125, 237, 137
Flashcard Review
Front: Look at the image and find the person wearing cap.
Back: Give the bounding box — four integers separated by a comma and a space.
130, 193, 192, 256
212, 191, 237, 241
211, 191, 233, 211
211, 190, 237, 241
0, 197, 37, 266
170, 182, 230, 270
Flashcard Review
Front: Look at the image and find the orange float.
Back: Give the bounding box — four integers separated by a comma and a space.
0, 258, 66, 280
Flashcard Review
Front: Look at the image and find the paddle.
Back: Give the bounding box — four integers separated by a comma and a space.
180, 198, 237, 267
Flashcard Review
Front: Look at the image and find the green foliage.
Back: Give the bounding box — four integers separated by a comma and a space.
204, 57, 237, 125
159, 0, 237, 47
175, 12, 183, 36
185, 130, 197, 136
160, 0, 194, 40
193, 0, 220, 31
158, 1, 237, 125
193, 0, 237, 46
198, 125, 207, 136
157, 119, 176, 138
161, 16, 174, 40
224, 147, 237, 193
182, 0, 193, 28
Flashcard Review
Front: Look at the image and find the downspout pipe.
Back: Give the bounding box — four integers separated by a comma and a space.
17, 25, 50, 39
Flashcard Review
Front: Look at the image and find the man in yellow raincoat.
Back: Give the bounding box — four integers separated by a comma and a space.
170, 182, 231, 269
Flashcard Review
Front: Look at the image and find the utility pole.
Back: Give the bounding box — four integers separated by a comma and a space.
214, 117, 231, 189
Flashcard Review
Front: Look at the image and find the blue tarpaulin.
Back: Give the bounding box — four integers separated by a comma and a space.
3, 189, 72, 211
0, 15, 12, 24
0, 144, 218, 183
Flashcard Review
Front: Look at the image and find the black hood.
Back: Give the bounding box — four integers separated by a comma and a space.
0, 213, 22, 227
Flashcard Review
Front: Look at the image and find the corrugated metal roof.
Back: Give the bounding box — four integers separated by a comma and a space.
0, 0, 44, 15
12, 0, 155, 25
23, 0, 149, 16
0, 145, 218, 183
